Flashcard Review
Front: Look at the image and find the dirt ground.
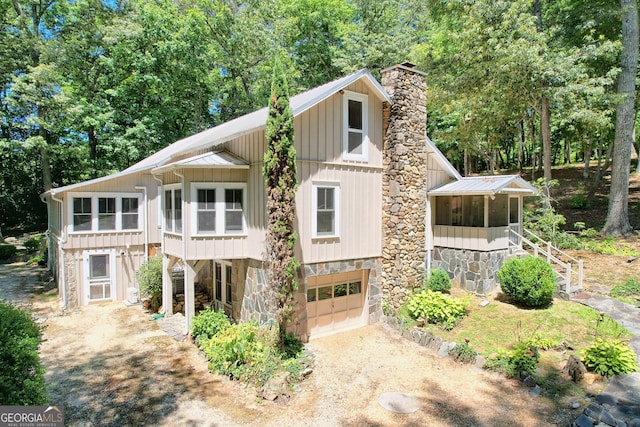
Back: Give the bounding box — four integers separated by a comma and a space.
39, 301, 580, 427
0, 262, 588, 427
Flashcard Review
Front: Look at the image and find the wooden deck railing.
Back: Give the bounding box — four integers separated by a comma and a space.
508, 227, 583, 295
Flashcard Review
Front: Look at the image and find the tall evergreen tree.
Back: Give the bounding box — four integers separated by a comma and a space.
263, 58, 299, 350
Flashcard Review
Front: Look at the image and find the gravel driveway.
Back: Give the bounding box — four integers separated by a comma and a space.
2, 262, 580, 426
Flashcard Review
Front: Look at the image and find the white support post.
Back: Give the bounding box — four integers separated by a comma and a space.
565, 263, 571, 294
184, 261, 196, 335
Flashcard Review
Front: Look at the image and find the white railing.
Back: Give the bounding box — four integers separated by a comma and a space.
508, 228, 583, 295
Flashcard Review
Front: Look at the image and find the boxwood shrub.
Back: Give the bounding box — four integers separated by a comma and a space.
0, 244, 17, 261
425, 268, 452, 293
497, 256, 556, 307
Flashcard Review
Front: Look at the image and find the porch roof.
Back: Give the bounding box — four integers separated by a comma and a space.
151, 150, 250, 174
428, 175, 538, 196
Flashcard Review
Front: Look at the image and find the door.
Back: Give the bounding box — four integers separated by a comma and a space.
306, 270, 368, 338
83, 250, 116, 304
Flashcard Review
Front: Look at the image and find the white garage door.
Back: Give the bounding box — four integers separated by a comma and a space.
306, 270, 368, 338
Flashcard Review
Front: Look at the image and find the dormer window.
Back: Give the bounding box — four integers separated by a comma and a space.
343, 91, 368, 162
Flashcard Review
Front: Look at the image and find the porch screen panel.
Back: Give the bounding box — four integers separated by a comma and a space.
489, 195, 508, 227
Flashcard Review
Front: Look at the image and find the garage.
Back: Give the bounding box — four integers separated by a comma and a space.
306, 270, 368, 338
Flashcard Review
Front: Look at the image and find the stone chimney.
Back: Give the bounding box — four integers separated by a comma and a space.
380, 63, 428, 309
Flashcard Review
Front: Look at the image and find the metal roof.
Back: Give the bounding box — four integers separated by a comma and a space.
152, 151, 250, 174
428, 175, 538, 196
46, 69, 388, 196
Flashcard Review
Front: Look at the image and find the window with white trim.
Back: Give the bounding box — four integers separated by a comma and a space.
69, 193, 142, 233
164, 185, 182, 234
343, 91, 368, 161
191, 183, 246, 236
312, 182, 340, 238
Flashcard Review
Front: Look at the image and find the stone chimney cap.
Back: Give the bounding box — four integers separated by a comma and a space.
381, 62, 427, 76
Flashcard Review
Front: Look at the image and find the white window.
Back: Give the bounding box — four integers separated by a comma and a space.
213, 260, 233, 307
190, 183, 246, 236
342, 91, 369, 162
312, 182, 340, 238
69, 193, 142, 233
164, 185, 182, 234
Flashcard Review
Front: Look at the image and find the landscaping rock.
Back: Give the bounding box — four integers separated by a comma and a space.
261, 372, 291, 401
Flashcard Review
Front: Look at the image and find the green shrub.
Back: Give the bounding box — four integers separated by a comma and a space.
136, 257, 162, 311
0, 244, 17, 260
524, 332, 557, 350
425, 268, 452, 293
405, 289, 470, 330
568, 187, 590, 209
191, 308, 231, 346
450, 341, 478, 364
0, 301, 47, 405
497, 256, 556, 307
485, 343, 539, 378
582, 338, 638, 376
24, 235, 42, 253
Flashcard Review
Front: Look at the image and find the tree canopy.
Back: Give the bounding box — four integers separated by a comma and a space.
0, 0, 636, 236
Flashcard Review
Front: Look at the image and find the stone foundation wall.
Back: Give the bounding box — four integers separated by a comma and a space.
65, 253, 78, 308
239, 258, 276, 325
432, 247, 509, 295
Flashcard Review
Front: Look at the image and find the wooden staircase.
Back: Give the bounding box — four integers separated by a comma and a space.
508, 228, 584, 298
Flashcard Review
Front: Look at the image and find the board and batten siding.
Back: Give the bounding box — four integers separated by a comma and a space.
62, 173, 162, 251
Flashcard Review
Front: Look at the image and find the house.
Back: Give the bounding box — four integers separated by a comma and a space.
42, 63, 536, 340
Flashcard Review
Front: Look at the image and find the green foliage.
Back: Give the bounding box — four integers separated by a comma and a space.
136, 257, 163, 312
0, 245, 17, 260
191, 308, 231, 347
610, 279, 640, 305
0, 301, 47, 405
582, 338, 638, 376
201, 322, 304, 387
497, 256, 557, 307
424, 268, 452, 293
405, 289, 470, 330
23, 235, 42, 253
263, 57, 299, 351
485, 343, 539, 378
524, 332, 558, 351
450, 341, 478, 364
585, 238, 640, 257
568, 186, 590, 209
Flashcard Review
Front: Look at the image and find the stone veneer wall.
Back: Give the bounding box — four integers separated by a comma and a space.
381, 64, 428, 310
432, 247, 509, 295
239, 258, 276, 325
65, 253, 78, 308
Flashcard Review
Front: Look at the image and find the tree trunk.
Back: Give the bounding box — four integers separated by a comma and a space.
583, 144, 592, 178
541, 96, 552, 181
89, 126, 98, 179
602, 0, 638, 236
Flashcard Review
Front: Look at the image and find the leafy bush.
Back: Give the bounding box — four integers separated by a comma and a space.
200, 321, 306, 387
424, 268, 451, 293
524, 332, 557, 351
497, 256, 556, 307
24, 235, 42, 253
0, 244, 17, 260
191, 308, 231, 346
568, 186, 590, 209
450, 341, 477, 364
582, 338, 638, 376
136, 257, 162, 311
485, 343, 539, 378
405, 289, 470, 330
0, 301, 47, 405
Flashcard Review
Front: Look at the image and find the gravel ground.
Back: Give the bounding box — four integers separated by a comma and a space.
1, 261, 582, 426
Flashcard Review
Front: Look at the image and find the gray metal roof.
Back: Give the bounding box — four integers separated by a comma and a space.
46, 69, 388, 196
428, 175, 538, 196
152, 151, 250, 174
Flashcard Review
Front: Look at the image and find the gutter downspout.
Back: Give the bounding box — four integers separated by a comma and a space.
134, 185, 149, 263
50, 193, 68, 309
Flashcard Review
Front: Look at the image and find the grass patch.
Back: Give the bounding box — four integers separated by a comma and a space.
610, 279, 640, 305
416, 296, 630, 357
